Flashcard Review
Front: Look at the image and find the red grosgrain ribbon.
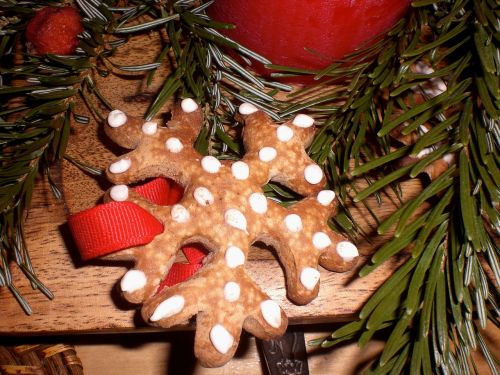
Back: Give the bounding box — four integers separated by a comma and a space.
157, 246, 208, 292
68, 177, 207, 287
134, 177, 184, 206
68, 201, 163, 261
69, 177, 179, 260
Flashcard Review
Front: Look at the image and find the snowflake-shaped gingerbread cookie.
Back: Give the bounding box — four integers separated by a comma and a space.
103, 99, 359, 367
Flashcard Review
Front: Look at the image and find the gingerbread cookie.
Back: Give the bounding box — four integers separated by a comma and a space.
102, 99, 359, 367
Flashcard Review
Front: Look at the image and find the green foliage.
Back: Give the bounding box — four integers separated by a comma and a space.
0, 0, 121, 313
287, 1, 499, 373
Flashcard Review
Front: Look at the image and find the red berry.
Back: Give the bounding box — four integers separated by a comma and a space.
26, 6, 83, 55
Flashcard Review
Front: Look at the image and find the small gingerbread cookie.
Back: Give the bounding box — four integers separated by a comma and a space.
101, 99, 359, 367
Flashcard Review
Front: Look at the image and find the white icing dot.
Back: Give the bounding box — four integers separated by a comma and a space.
110, 185, 129, 202
312, 232, 332, 250
201, 156, 221, 173
108, 109, 127, 128
224, 209, 247, 232
260, 300, 282, 329
292, 114, 314, 128
150, 295, 185, 322
259, 147, 277, 162
181, 98, 198, 113
284, 214, 303, 232
210, 324, 234, 354
223, 282, 241, 302
142, 121, 157, 135
120, 269, 146, 293
249, 193, 267, 214
171, 204, 190, 223
317, 190, 336, 206
225, 246, 245, 268
165, 137, 183, 153
109, 158, 131, 174
231, 161, 250, 180
336, 241, 359, 262
238, 102, 258, 115
193, 187, 214, 206
300, 267, 320, 291
304, 164, 323, 184
276, 125, 294, 142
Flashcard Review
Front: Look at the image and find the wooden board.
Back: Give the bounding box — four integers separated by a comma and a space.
0, 171, 418, 334
0, 31, 425, 335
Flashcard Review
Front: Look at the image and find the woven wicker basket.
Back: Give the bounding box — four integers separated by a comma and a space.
0, 344, 83, 375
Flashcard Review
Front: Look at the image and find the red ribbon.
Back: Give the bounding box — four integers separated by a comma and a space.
157, 246, 206, 292
68, 200, 163, 261
68, 178, 206, 288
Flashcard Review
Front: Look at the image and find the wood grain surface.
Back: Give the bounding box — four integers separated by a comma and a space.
73, 325, 499, 375
0, 31, 426, 335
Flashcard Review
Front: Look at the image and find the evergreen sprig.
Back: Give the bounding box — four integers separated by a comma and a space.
289, 1, 499, 373
0, 0, 117, 314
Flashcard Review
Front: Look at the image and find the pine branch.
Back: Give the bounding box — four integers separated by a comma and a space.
299, 1, 499, 373
0, 0, 117, 313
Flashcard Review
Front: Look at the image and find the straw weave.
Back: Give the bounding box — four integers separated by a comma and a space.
0, 344, 84, 375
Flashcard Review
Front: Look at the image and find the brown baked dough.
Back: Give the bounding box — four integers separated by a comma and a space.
103, 99, 359, 367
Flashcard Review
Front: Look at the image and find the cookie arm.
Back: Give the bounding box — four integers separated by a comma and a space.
261, 195, 359, 305
104, 99, 204, 186
142, 260, 287, 367
118, 233, 182, 304
238, 106, 327, 196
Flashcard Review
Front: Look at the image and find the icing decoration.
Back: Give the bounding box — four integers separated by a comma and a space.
292, 114, 314, 128
238, 102, 258, 115
336, 241, 359, 262
443, 153, 454, 165
300, 267, 320, 290
194, 187, 214, 206
109, 158, 131, 174
110, 185, 129, 202
210, 324, 234, 354
224, 209, 247, 232
304, 164, 323, 184
150, 295, 185, 321
165, 137, 183, 153
181, 98, 198, 113
248, 192, 268, 214
317, 190, 335, 206
108, 109, 127, 128
120, 269, 147, 293
416, 147, 433, 159
259, 147, 277, 162
260, 300, 281, 329
231, 161, 249, 180
223, 282, 241, 302
225, 246, 245, 268
201, 156, 222, 173
312, 232, 332, 250
171, 204, 190, 223
276, 125, 294, 142
142, 121, 158, 135
284, 214, 303, 232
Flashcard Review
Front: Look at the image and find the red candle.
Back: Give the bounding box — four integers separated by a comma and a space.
208, 0, 411, 74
